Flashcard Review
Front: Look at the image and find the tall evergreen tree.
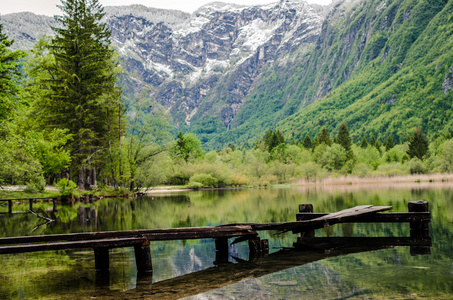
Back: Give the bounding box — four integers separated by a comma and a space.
302, 135, 312, 149
336, 121, 353, 160
42, 0, 123, 189
360, 137, 368, 148
370, 135, 377, 147
407, 128, 429, 160
384, 136, 395, 151
263, 129, 284, 152
317, 126, 332, 146
0, 22, 25, 125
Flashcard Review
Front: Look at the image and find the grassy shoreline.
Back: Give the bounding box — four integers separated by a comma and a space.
2, 173, 453, 198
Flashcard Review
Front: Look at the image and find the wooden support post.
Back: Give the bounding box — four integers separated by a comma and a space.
94, 247, 110, 272
248, 237, 261, 259
408, 201, 430, 238
299, 204, 315, 238
261, 239, 269, 257
408, 201, 431, 256
8, 200, 12, 214
215, 237, 229, 264
134, 240, 153, 274
29, 199, 33, 211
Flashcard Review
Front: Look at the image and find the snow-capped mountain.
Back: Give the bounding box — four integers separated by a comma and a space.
104, 0, 326, 129
2, 0, 330, 140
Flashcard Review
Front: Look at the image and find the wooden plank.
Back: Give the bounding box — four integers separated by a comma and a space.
0, 225, 255, 245
296, 212, 431, 223
0, 237, 148, 254
248, 205, 393, 232
310, 205, 392, 222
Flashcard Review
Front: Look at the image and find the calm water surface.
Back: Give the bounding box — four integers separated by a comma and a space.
0, 184, 452, 299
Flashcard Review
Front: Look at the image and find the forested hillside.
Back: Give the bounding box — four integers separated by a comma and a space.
246, 0, 453, 146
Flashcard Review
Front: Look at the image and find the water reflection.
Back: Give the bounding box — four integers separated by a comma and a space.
0, 185, 452, 299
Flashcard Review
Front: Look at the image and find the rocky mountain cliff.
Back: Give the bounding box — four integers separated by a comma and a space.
4, 0, 453, 148
106, 1, 327, 133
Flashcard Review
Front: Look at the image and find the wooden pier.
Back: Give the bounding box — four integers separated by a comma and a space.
0, 201, 431, 274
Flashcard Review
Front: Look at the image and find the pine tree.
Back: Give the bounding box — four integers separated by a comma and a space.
407, 128, 429, 160
336, 121, 353, 160
360, 137, 368, 148
384, 136, 395, 151
370, 135, 376, 147
44, 0, 123, 189
0, 22, 25, 125
317, 126, 332, 146
302, 135, 312, 149
263, 129, 284, 152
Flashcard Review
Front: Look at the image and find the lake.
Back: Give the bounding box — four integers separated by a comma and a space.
0, 183, 452, 299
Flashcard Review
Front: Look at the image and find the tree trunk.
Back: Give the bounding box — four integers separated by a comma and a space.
78, 168, 85, 190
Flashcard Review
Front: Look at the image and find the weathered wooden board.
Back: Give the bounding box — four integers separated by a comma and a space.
238, 205, 393, 232
310, 205, 393, 222
0, 225, 256, 246
296, 212, 431, 222
0, 237, 147, 254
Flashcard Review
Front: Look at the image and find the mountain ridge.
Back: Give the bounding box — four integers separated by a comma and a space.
2, 0, 453, 149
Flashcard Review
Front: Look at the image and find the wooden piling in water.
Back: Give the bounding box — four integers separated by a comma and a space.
215, 237, 229, 264
299, 204, 315, 238
408, 201, 430, 255
134, 240, 153, 274
8, 200, 12, 214
94, 247, 110, 272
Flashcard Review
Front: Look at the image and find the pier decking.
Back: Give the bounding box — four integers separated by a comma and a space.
0, 201, 431, 273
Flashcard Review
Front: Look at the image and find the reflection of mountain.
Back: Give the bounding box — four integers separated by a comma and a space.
0, 187, 451, 299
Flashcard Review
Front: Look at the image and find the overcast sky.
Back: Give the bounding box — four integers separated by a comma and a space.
1, 0, 332, 16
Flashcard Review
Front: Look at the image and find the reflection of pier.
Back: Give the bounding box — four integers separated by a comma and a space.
0, 194, 108, 214
97, 236, 431, 299
0, 201, 431, 275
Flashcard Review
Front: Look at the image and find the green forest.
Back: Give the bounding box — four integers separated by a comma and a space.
2, 0, 453, 195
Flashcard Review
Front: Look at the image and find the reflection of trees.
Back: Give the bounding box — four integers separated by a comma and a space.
0, 187, 452, 298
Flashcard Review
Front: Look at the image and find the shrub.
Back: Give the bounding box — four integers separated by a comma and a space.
230, 173, 250, 186
258, 175, 278, 186
24, 175, 46, 193
56, 178, 77, 196
408, 158, 427, 174
186, 181, 203, 190
300, 162, 323, 181
375, 162, 408, 176
189, 173, 218, 188
352, 163, 372, 177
